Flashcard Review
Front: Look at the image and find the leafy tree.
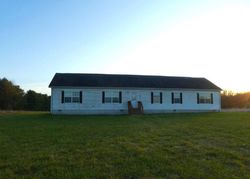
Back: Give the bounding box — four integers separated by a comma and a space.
221, 90, 250, 108
23, 90, 50, 111
0, 78, 24, 110
0, 78, 50, 111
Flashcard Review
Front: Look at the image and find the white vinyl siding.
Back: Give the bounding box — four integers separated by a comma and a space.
51, 88, 220, 114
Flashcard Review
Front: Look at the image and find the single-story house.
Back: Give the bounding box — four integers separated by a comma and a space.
49, 73, 222, 114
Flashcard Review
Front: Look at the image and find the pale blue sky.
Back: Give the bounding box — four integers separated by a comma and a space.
1, 0, 250, 94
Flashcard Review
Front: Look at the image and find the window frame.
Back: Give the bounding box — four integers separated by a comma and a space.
102, 91, 122, 104
151, 92, 163, 104
172, 92, 183, 104
197, 93, 213, 104
63, 91, 81, 103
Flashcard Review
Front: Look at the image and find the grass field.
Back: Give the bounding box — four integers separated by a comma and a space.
0, 112, 249, 178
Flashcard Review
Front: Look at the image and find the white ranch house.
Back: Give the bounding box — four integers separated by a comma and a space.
49, 73, 221, 115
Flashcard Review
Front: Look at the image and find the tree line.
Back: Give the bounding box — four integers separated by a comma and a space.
221, 90, 250, 108
0, 78, 50, 111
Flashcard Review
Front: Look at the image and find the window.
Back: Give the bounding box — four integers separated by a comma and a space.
171, 92, 182, 104
151, 92, 162, 104
197, 93, 213, 104
102, 91, 122, 104
72, 92, 80, 103
64, 97, 72, 103
61, 91, 82, 103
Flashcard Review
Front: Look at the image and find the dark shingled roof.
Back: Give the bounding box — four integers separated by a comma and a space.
49, 73, 221, 90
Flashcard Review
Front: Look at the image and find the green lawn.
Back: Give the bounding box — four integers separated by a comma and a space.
0, 112, 249, 178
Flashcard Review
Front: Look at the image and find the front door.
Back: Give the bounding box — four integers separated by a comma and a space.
130, 92, 140, 108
